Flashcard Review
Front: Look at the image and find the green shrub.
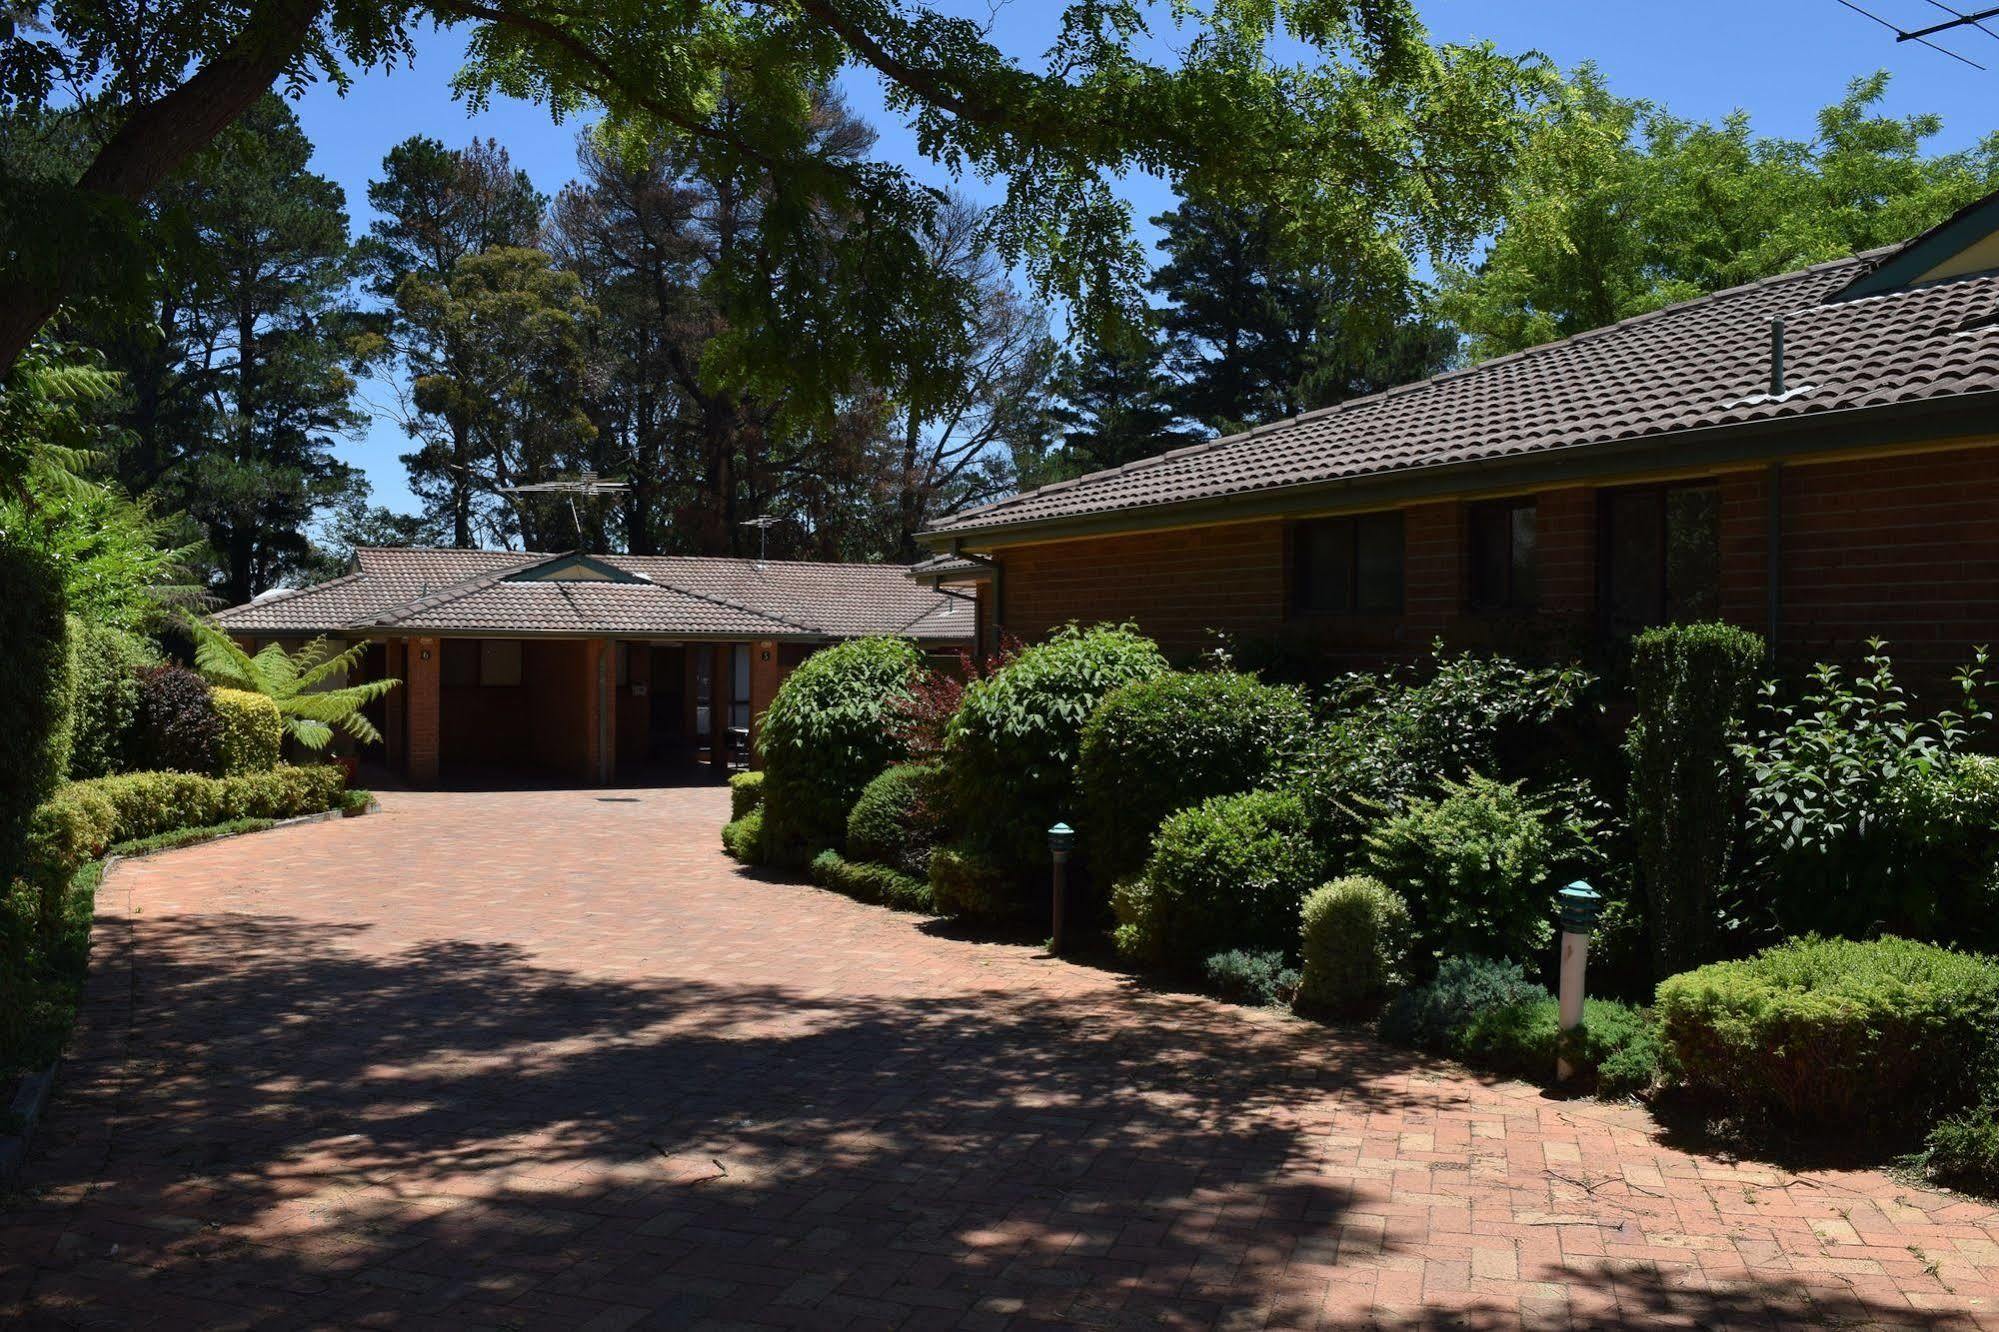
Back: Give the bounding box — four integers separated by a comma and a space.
1924, 1110, 1999, 1195
927, 844, 1010, 919
846, 762, 946, 875
728, 770, 765, 820
721, 806, 766, 864
66, 618, 155, 781
1202, 949, 1299, 1007
1380, 956, 1547, 1051
758, 637, 923, 867
111, 817, 277, 858
128, 664, 223, 774
809, 849, 933, 913
1113, 788, 1322, 974
0, 859, 101, 1078
941, 623, 1168, 896
1451, 993, 1667, 1097
1078, 669, 1311, 884
1296, 876, 1411, 1016
1626, 623, 1764, 976
1655, 935, 1999, 1135
212, 688, 283, 774
0, 543, 73, 891
341, 788, 375, 817
1364, 773, 1580, 970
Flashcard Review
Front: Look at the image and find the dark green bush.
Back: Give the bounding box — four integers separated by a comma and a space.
1923, 1110, 1999, 1195
1625, 622, 1765, 976
721, 806, 765, 865
1112, 788, 1323, 974
212, 687, 282, 774
810, 849, 933, 913
728, 770, 764, 820
940, 623, 1168, 896
757, 637, 923, 867
1364, 773, 1581, 970
128, 664, 223, 774
1202, 949, 1299, 1007
66, 617, 155, 781
1077, 669, 1311, 884
1296, 875, 1410, 1016
1655, 935, 1999, 1136
1379, 956, 1547, 1052
845, 762, 946, 875
927, 844, 1009, 919
0, 543, 72, 891
1453, 993, 1667, 1097
0, 859, 100, 1078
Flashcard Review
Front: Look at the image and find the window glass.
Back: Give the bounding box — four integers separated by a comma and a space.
1469, 501, 1537, 611
1293, 512, 1402, 614
729, 645, 752, 730
1296, 520, 1355, 614
1603, 483, 1719, 635
1511, 504, 1538, 608
1354, 513, 1404, 613
1665, 486, 1721, 621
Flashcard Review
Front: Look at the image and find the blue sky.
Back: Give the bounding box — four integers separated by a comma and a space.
291, 0, 1999, 517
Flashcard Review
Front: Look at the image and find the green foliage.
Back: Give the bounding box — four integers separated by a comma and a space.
1736, 643, 1992, 943
186, 619, 400, 753
1453, 994, 1667, 1097
128, 664, 223, 774
1626, 622, 1765, 975
0, 338, 120, 503
845, 762, 947, 877
728, 770, 765, 821
927, 845, 1011, 920
721, 807, 766, 866
0, 542, 72, 890
0, 859, 100, 1078
1296, 876, 1412, 1017
1923, 1110, 1999, 1196
942, 623, 1168, 892
1202, 950, 1300, 1008
340, 788, 375, 817
211, 688, 283, 775
110, 817, 278, 858
2, 483, 200, 632
1077, 669, 1312, 885
1364, 774, 1582, 969
1380, 956, 1547, 1053
757, 636, 923, 868
1113, 789, 1323, 975
810, 849, 934, 914
65, 618, 156, 781
1655, 935, 1999, 1136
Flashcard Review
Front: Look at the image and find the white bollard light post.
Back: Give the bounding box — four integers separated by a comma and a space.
1047, 822, 1075, 955
1555, 881, 1605, 1083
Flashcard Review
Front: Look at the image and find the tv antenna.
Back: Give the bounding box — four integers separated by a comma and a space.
1836, 0, 1995, 68
741, 514, 779, 568
499, 471, 631, 545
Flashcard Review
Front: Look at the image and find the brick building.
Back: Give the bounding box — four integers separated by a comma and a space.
216, 549, 972, 786
923, 193, 1999, 681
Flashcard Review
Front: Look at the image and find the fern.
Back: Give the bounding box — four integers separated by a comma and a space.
186, 617, 400, 751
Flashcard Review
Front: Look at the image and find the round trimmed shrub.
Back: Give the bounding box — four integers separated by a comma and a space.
1296, 876, 1411, 1016
0, 542, 73, 890
212, 688, 282, 774
1655, 935, 1999, 1135
1078, 669, 1312, 884
846, 761, 946, 875
721, 805, 766, 865
128, 664, 223, 774
728, 770, 765, 821
1112, 788, 1323, 975
757, 637, 924, 867
66, 617, 156, 781
941, 623, 1168, 892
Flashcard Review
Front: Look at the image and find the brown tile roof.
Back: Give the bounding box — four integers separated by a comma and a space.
927, 253, 1999, 540
216, 549, 972, 643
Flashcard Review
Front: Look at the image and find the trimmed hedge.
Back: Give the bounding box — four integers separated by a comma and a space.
1112, 788, 1323, 975
212, 688, 282, 774
1456, 993, 1666, 1097
721, 806, 766, 865
0, 543, 73, 892
810, 849, 933, 913
1078, 670, 1312, 885
758, 637, 923, 867
940, 623, 1168, 898
66, 618, 155, 781
1655, 935, 1999, 1135
728, 770, 765, 821
129, 664, 223, 774
846, 762, 945, 875
1296, 876, 1410, 1017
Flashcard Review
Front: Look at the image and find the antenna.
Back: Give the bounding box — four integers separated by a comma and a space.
740, 514, 779, 569
1835, 0, 1991, 67
498, 471, 631, 545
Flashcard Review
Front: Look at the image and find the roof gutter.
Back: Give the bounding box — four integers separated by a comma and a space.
920, 392, 1999, 552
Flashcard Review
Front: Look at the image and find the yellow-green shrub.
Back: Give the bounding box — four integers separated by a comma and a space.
728, 770, 765, 820
1296, 876, 1410, 1016
212, 688, 283, 774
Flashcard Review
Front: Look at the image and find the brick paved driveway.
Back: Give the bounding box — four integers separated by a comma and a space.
6, 784, 1999, 1329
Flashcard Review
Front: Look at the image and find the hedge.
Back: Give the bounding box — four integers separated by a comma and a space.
928, 844, 1010, 919
1077, 670, 1311, 885
1655, 935, 1999, 1135
0, 543, 73, 892
757, 637, 923, 867
66, 618, 155, 781
846, 762, 945, 875
128, 663, 223, 774
213, 688, 283, 774
728, 770, 765, 821
1295, 876, 1410, 1017
809, 849, 933, 913
721, 806, 766, 865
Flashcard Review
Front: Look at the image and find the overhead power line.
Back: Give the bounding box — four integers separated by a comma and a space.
1836, 0, 1990, 67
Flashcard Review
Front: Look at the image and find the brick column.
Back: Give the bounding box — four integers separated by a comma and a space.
1403, 500, 1464, 650
747, 640, 782, 770
407, 636, 441, 787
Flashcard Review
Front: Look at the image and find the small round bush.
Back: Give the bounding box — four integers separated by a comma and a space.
66, 617, 156, 781
728, 770, 765, 821
212, 688, 282, 774
721, 806, 766, 865
757, 637, 923, 867
1078, 669, 1311, 884
128, 664, 223, 775
0, 543, 73, 889
1296, 876, 1411, 1016
846, 762, 946, 875
1113, 788, 1323, 975
1655, 935, 1999, 1136
941, 623, 1168, 892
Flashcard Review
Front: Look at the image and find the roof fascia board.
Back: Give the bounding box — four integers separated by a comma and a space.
500, 552, 647, 583
1834, 195, 1999, 300
924, 394, 1999, 552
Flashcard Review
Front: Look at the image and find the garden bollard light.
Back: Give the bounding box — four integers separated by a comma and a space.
1554, 881, 1605, 1082
1048, 822, 1076, 955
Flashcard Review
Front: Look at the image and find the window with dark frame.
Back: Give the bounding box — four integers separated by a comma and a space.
1600, 482, 1721, 637
1468, 499, 1538, 612
1292, 511, 1405, 615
